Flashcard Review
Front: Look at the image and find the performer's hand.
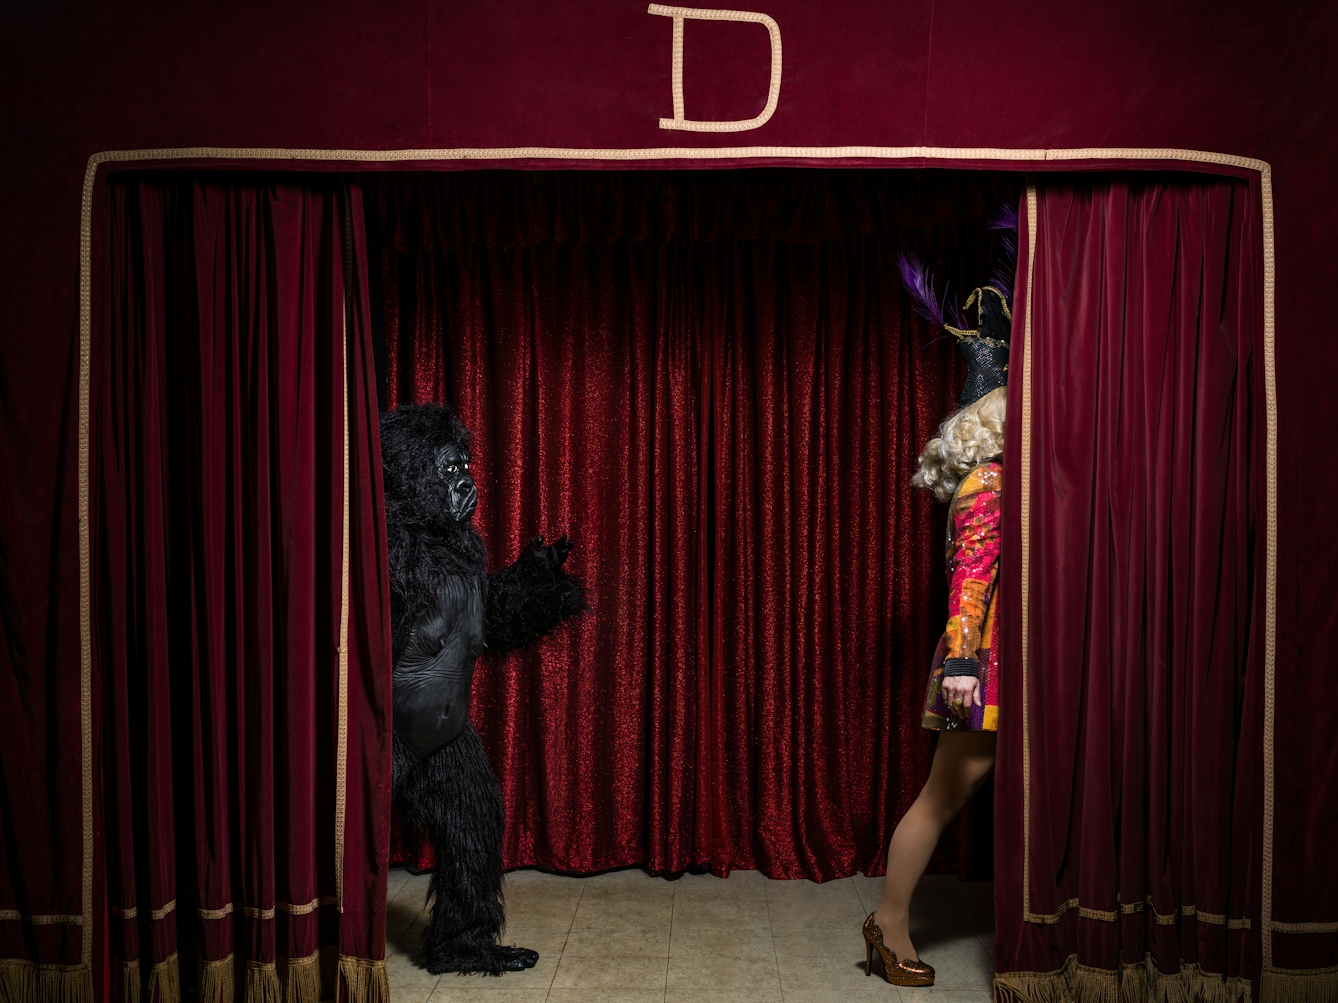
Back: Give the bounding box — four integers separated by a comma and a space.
941, 676, 981, 718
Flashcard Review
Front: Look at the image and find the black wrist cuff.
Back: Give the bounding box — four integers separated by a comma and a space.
943, 657, 980, 678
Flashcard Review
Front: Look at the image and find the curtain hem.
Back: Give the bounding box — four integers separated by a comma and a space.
0, 959, 93, 1003
338, 955, 388, 1003
199, 953, 238, 1003
192, 949, 386, 1003
1261, 966, 1338, 1003
993, 955, 1252, 1003
119, 960, 139, 1003
147, 953, 179, 1003
276, 952, 324, 1003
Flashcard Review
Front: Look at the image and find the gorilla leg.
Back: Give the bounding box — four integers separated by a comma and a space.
394, 725, 538, 975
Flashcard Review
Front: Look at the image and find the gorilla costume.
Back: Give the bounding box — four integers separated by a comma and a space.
381, 404, 585, 975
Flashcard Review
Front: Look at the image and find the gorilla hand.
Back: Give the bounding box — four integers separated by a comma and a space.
525, 534, 573, 570
485, 534, 586, 654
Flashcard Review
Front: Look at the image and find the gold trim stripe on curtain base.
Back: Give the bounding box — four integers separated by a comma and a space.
994, 955, 1252, 1003
0, 911, 82, 925
1021, 895, 1252, 929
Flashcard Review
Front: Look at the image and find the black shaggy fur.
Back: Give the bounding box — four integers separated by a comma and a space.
382, 404, 585, 976
484, 537, 587, 651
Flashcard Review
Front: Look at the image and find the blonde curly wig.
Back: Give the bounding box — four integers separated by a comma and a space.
911, 386, 1007, 502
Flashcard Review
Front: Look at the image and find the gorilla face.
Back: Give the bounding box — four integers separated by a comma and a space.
380, 404, 484, 537
436, 443, 477, 523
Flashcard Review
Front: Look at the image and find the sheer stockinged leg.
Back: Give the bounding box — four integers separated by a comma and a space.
874, 730, 996, 962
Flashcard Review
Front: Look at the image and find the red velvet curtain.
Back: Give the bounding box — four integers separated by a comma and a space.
95, 175, 392, 1001
370, 169, 1017, 880
994, 175, 1262, 999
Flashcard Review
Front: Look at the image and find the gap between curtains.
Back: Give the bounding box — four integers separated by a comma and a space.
95, 175, 391, 1002
369, 169, 1019, 881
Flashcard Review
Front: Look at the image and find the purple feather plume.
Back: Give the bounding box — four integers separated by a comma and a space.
985, 202, 1020, 307
898, 253, 947, 328
986, 203, 1018, 234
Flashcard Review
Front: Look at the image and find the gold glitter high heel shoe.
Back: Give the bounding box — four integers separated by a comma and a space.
862, 913, 935, 987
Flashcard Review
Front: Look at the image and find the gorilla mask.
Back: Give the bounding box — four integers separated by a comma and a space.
436, 443, 477, 523
380, 404, 483, 532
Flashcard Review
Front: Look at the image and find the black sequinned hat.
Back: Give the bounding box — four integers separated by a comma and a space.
946, 286, 1011, 407
898, 205, 1018, 408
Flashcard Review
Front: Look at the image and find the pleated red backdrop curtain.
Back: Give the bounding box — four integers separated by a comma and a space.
94, 175, 392, 1001
994, 175, 1262, 1000
369, 169, 1016, 880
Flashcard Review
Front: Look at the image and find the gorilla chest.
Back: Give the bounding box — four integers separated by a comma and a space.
435, 572, 487, 659
391, 572, 487, 756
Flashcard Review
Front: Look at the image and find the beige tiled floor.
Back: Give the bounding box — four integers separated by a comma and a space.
386, 867, 995, 1003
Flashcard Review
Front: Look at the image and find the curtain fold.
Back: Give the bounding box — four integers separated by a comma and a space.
95, 175, 391, 1002
994, 175, 1262, 1001
370, 168, 1016, 880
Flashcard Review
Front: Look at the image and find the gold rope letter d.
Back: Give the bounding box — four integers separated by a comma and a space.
648, 4, 782, 132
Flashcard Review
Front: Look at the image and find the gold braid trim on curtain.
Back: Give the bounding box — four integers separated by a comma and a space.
335, 185, 354, 916
0, 912, 83, 925
1024, 896, 1252, 929
1262, 966, 1338, 1003
994, 955, 1252, 1003
0, 959, 92, 1003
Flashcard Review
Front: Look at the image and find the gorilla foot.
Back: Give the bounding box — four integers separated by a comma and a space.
498, 945, 539, 969
421, 943, 539, 976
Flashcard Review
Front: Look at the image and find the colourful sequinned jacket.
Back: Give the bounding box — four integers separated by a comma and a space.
922, 461, 1002, 732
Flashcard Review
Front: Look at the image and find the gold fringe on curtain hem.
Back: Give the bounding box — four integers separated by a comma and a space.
993, 955, 1252, 1003
245, 961, 282, 1003
198, 953, 239, 1003
120, 959, 140, 1003
147, 952, 180, 1003
0, 959, 94, 1003
276, 951, 323, 1003
190, 951, 384, 1002
338, 956, 388, 1003
1261, 965, 1338, 1003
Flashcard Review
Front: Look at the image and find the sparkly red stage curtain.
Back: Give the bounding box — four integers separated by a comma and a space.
994, 176, 1262, 1001
94, 175, 392, 1001
369, 169, 1018, 880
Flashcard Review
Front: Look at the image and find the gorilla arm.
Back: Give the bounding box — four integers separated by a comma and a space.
484, 535, 587, 656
